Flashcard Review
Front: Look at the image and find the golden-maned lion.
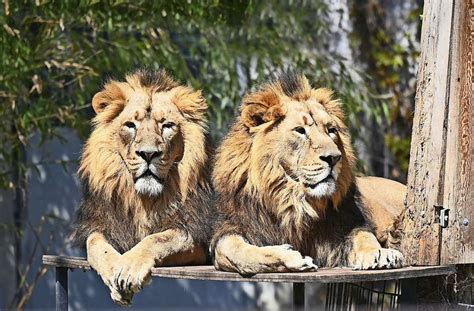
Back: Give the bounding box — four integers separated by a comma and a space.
72, 69, 214, 305
211, 72, 404, 274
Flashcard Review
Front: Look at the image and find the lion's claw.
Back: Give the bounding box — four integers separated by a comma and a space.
112, 255, 154, 295
300, 256, 319, 271
353, 248, 403, 270
110, 287, 133, 306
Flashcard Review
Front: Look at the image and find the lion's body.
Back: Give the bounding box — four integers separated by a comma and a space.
72, 69, 214, 304
211, 72, 404, 273
74, 176, 214, 257
213, 177, 404, 268
356, 176, 405, 248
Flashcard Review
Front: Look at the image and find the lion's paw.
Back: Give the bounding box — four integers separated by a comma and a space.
89, 260, 133, 306
113, 255, 154, 295
110, 287, 134, 306
281, 250, 318, 272
353, 248, 403, 270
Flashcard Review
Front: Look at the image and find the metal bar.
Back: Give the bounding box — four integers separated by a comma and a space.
56, 267, 68, 311
395, 280, 401, 310
381, 280, 386, 311
369, 282, 374, 308
293, 282, 305, 309
325, 283, 331, 310
347, 283, 353, 310
331, 283, 337, 308
342, 283, 348, 309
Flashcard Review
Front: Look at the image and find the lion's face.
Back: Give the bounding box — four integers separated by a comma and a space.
229, 74, 355, 214
80, 69, 208, 202
213, 73, 354, 229
256, 99, 343, 198
116, 91, 185, 196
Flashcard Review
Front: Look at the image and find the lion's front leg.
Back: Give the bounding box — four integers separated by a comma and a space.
348, 230, 404, 270
214, 235, 318, 274
114, 229, 200, 295
86, 232, 133, 306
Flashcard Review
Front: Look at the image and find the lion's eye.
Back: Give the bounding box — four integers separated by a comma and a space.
124, 121, 136, 129
162, 122, 176, 129
294, 127, 306, 136
328, 127, 338, 135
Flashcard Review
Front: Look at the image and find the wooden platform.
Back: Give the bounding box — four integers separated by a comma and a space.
42, 255, 456, 283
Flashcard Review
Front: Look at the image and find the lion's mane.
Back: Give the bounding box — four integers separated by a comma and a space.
72, 69, 214, 254
211, 73, 373, 267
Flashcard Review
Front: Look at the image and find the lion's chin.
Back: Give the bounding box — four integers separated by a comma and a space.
305, 178, 337, 198
134, 176, 164, 196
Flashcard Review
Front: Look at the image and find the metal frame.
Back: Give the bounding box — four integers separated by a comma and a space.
43, 256, 455, 311
55, 267, 68, 311
52, 270, 306, 311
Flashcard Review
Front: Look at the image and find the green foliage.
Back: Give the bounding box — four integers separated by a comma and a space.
350, 1, 422, 179
385, 134, 411, 173
1, 0, 382, 189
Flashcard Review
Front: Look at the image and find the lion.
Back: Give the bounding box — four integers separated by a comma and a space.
211, 72, 404, 274
72, 69, 214, 305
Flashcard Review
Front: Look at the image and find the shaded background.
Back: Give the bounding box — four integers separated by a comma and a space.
0, 0, 422, 309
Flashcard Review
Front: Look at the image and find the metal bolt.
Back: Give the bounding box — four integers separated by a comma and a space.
462, 218, 469, 226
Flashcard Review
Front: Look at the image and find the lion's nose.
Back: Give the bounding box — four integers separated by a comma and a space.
320, 152, 341, 167
136, 149, 162, 163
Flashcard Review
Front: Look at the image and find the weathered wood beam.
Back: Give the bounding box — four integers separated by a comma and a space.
401, 0, 457, 265
42, 255, 456, 284
440, 0, 474, 265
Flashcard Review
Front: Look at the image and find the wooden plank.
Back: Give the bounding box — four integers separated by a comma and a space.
43, 256, 91, 270
400, 0, 455, 265
151, 265, 455, 283
42, 255, 456, 284
440, 0, 474, 264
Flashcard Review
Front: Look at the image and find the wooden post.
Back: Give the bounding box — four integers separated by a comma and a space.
401, 0, 474, 265
56, 267, 68, 311
439, 0, 474, 265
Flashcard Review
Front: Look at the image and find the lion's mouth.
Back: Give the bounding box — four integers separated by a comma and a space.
135, 169, 164, 183
303, 175, 334, 189
280, 161, 336, 190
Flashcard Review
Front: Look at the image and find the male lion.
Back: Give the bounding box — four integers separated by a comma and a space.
72, 69, 213, 305
211, 72, 404, 274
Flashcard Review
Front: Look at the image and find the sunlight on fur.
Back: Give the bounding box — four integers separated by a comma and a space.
213, 72, 356, 237
74, 68, 211, 246
211, 71, 405, 271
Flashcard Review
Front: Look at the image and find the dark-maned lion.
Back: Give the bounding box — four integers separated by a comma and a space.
72, 69, 214, 305
211, 72, 404, 274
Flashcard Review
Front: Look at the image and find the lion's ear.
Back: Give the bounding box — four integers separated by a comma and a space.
241, 95, 285, 128
173, 87, 208, 122
241, 103, 267, 127
91, 91, 110, 114
91, 82, 126, 114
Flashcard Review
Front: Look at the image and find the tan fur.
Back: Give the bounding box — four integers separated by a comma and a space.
214, 76, 355, 239
356, 176, 405, 248
81, 82, 207, 231
211, 72, 404, 273
348, 231, 403, 270
73, 69, 214, 305
214, 235, 317, 274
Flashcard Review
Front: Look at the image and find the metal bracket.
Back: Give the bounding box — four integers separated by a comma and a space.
435, 205, 450, 228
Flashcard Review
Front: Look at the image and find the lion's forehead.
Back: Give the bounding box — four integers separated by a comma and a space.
120, 91, 181, 122
283, 100, 334, 126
